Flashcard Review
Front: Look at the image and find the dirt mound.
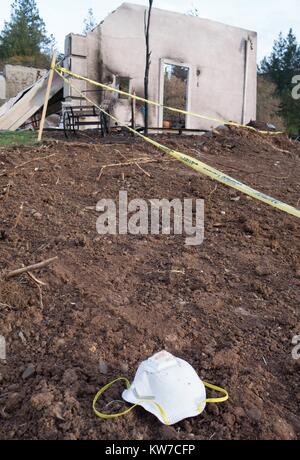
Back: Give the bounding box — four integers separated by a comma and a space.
0, 129, 299, 440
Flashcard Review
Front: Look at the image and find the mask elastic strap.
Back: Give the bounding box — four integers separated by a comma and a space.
203, 381, 229, 402
93, 377, 171, 425
197, 381, 229, 413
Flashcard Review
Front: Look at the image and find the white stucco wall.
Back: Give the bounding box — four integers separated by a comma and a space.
65, 2, 257, 129
0, 74, 5, 101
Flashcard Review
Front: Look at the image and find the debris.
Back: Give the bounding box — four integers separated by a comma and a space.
22, 364, 36, 380
52, 402, 65, 421
99, 360, 109, 375
33, 212, 43, 221
4, 256, 58, 280
18, 331, 27, 344
13, 202, 24, 229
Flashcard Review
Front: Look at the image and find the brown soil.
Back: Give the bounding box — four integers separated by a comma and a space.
0, 127, 299, 440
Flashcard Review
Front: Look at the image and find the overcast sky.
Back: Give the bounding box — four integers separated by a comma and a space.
1, 0, 299, 62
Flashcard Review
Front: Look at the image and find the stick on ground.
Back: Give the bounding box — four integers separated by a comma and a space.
4, 256, 58, 280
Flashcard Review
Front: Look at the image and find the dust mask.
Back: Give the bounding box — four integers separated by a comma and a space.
93, 350, 228, 425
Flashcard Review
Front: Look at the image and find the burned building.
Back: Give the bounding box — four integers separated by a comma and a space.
64, 2, 257, 130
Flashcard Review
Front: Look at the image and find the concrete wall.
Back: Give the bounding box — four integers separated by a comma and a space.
64, 2, 257, 129
0, 74, 5, 105
3, 65, 47, 100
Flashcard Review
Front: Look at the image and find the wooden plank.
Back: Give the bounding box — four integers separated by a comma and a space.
38, 50, 57, 142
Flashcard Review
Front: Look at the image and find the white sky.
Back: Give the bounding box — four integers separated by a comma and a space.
0, 0, 299, 62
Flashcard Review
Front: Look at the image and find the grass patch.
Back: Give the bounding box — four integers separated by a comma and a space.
0, 130, 38, 147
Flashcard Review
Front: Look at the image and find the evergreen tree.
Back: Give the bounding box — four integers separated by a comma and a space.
83, 8, 97, 35
259, 29, 300, 134
0, 0, 53, 60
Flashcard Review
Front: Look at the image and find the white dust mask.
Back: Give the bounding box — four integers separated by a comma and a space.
93, 350, 228, 425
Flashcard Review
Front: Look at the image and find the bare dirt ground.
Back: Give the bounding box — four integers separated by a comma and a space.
0, 127, 299, 440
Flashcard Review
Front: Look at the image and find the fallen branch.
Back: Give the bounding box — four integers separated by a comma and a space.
4, 256, 58, 280
97, 158, 175, 181
27, 272, 45, 308
116, 149, 152, 178
1, 180, 13, 200
14, 153, 57, 170
13, 202, 24, 229
27, 271, 47, 286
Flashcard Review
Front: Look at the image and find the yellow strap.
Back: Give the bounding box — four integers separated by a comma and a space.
56, 69, 300, 220
55, 65, 283, 136
93, 377, 171, 425
203, 381, 229, 404
93, 377, 136, 419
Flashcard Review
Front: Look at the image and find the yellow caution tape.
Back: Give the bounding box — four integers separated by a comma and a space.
55, 65, 283, 136
56, 69, 300, 219
93, 377, 229, 424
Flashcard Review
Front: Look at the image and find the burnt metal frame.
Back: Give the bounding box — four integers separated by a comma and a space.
63, 105, 109, 139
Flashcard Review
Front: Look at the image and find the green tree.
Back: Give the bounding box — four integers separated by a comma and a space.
0, 0, 54, 61
83, 8, 97, 34
259, 29, 300, 133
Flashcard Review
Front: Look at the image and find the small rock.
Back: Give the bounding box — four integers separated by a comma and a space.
246, 407, 262, 422
62, 368, 78, 385
222, 413, 236, 427
6, 393, 23, 412
22, 364, 35, 380
255, 265, 272, 277
159, 425, 178, 440
99, 360, 108, 375
207, 403, 219, 416
30, 391, 54, 411
120, 362, 129, 373
273, 418, 295, 440
182, 420, 193, 433
233, 406, 246, 420
33, 212, 43, 220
